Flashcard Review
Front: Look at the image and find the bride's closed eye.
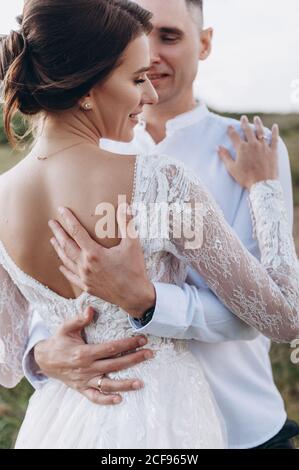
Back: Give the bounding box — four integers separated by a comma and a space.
135, 78, 146, 86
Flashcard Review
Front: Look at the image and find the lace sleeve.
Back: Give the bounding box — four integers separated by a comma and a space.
157, 160, 299, 343
0, 263, 30, 388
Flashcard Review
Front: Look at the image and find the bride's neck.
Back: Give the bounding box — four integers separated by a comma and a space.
33, 110, 102, 150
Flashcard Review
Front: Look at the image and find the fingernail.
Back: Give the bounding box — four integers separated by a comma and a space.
144, 351, 154, 360
113, 396, 122, 404
48, 220, 54, 228
138, 337, 147, 346
50, 238, 55, 245
133, 381, 144, 390
58, 207, 65, 215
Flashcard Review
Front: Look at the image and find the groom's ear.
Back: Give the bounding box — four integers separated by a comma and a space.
199, 27, 213, 61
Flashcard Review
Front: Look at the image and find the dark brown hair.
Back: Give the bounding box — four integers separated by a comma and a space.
186, 0, 203, 10
185, 0, 204, 28
0, 0, 153, 144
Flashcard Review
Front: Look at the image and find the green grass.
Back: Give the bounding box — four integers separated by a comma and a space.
0, 145, 25, 174
0, 112, 299, 449
0, 380, 33, 449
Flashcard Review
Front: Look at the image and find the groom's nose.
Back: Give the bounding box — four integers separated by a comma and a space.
142, 80, 159, 106
150, 53, 162, 66
148, 35, 163, 65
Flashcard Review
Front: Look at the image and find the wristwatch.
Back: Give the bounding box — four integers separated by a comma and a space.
134, 305, 155, 327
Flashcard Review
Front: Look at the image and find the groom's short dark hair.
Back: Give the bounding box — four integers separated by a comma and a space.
186, 0, 203, 10
185, 0, 204, 28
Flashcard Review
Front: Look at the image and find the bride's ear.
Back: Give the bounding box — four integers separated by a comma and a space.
199, 28, 213, 61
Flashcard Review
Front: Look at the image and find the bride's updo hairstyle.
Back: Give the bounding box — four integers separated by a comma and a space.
0, 0, 153, 144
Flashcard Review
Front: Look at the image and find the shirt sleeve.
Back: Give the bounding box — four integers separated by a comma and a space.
129, 282, 259, 342
22, 310, 51, 389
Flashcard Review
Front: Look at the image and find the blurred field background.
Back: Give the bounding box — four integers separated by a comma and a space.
0, 110, 298, 449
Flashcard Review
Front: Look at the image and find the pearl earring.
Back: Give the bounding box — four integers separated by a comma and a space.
83, 102, 92, 110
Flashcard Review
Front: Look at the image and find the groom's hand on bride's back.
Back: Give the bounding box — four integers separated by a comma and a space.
34, 306, 154, 405
48, 205, 156, 319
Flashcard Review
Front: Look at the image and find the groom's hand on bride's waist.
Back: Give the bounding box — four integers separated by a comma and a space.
48, 206, 156, 319
34, 306, 154, 405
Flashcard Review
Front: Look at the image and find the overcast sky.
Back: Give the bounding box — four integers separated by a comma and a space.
1, 0, 299, 113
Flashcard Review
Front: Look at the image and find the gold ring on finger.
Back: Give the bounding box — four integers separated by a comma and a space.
96, 375, 106, 394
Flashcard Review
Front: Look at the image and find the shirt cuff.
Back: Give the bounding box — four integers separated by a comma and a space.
128, 282, 197, 337
22, 323, 51, 390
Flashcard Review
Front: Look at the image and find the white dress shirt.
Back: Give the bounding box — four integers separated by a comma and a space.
23, 102, 293, 449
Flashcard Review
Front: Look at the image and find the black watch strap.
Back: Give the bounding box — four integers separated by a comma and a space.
134, 305, 155, 327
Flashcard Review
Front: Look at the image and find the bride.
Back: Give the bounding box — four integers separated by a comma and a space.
0, 0, 298, 449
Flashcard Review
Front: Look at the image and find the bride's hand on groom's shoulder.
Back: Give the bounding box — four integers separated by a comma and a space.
217, 115, 279, 190
34, 306, 153, 405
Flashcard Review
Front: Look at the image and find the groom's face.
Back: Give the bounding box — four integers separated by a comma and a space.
135, 0, 213, 105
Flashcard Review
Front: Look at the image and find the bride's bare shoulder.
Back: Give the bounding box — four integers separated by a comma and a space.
0, 158, 46, 244
50, 144, 138, 204
0, 145, 137, 247
62, 144, 137, 175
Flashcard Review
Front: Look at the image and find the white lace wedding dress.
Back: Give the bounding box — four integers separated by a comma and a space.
0, 153, 298, 449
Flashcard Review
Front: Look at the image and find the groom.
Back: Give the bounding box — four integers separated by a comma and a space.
23, 0, 299, 448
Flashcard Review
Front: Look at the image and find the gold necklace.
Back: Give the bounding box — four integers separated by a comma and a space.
36, 141, 86, 161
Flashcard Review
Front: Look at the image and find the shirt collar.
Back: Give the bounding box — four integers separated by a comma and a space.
138, 100, 210, 136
